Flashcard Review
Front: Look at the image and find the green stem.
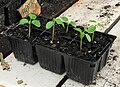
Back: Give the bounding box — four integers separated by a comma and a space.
52, 24, 55, 42
80, 36, 82, 52
66, 24, 69, 33
92, 32, 94, 42
28, 19, 31, 38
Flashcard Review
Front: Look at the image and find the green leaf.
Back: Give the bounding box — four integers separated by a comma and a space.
80, 32, 85, 39
70, 21, 77, 27
61, 16, 68, 22
55, 18, 64, 27
85, 34, 91, 42
74, 28, 82, 32
28, 13, 37, 20
84, 27, 89, 32
88, 26, 96, 33
89, 20, 96, 23
19, 19, 29, 25
46, 21, 54, 29
97, 23, 104, 28
32, 20, 41, 27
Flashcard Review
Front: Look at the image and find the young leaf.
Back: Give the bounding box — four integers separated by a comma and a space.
32, 20, 41, 27
89, 20, 96, 23
74, 28, 82, 32
88, 26, 96, 33
84, 27, 89, 32
80, 32, 85, 38
85, 34, 91, 42
70, 21, 77, 27
56, 18, 64, 27
61, 16, 68, 22
28, 13, 37, 20
46, 21, 54, 29
97, 23, 104, 28
19, 19, 28, 25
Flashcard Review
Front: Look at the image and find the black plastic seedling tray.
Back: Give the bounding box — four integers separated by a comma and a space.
7, 36, 38, 64
5, 25, 38, 64
0, 34, 12, 58
63, 31, 116, 85
36, 45, 65, 74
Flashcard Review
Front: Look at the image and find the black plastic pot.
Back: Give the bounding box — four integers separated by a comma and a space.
63, 32, 116, 85
0, 34, 12, 58
97, 32, 116, 71
5, 25, 38, 65
7, 36, 38, 64
36, 44, 65, 74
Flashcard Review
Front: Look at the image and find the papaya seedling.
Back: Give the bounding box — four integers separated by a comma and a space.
74, 28, 91, 51
19, 13, 41, 38
85, 20, 103, 42
61, 16, 77, 33
46, 18, 64, 42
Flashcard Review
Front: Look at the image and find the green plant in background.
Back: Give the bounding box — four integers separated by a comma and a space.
61, 16, 77, 33
85, 20, 103, 42
74, 28, 91, 51
46, 18, 64, 42
19, 13, 41, 38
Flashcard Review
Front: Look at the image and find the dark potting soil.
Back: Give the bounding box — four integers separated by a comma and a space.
41, 0, 78, 18
7, 23, 112, 62
6, 25, 39, 44
0, 34, 12, 58
34, 29, 111, 62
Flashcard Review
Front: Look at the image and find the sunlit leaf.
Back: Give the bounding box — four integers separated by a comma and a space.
74, 28, 82, 32
80, 32, 85, 38
70, 21, 77, 27
28, 13, 37, 19
19, 19, 28, 25
46, 21, 54, 29
85, 34, 91, 42
61, 16, 68, 22
88, 26, 96, 33
89, 20, 96, 23
56, 18, 64, 27
32, 20, 41, 27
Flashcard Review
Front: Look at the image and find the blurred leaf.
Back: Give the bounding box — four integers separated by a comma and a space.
32, 20, 41, 27
88, 26, 96, 33
89, 20, 96, 23
85, 34, 91, 42
74, 28, 82, 32
28, 13, 37, 19
19, 19, 28, 25
56, 18, 64, 27
61, 16, 68, 22
80, 32, 85, 38
97, 23, 104, 28
46, 21, 54, 29
70, 21, 77, 27
84, 27, 89, 32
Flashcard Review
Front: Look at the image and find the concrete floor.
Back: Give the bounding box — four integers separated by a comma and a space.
0, 0, 120, 87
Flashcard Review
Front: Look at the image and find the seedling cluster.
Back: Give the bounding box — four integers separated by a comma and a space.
19, 13, 41, 38
19, 13, 102, 51
46, 18, 64, 42
74, 20, 103, 51
60, 16, 77, 33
